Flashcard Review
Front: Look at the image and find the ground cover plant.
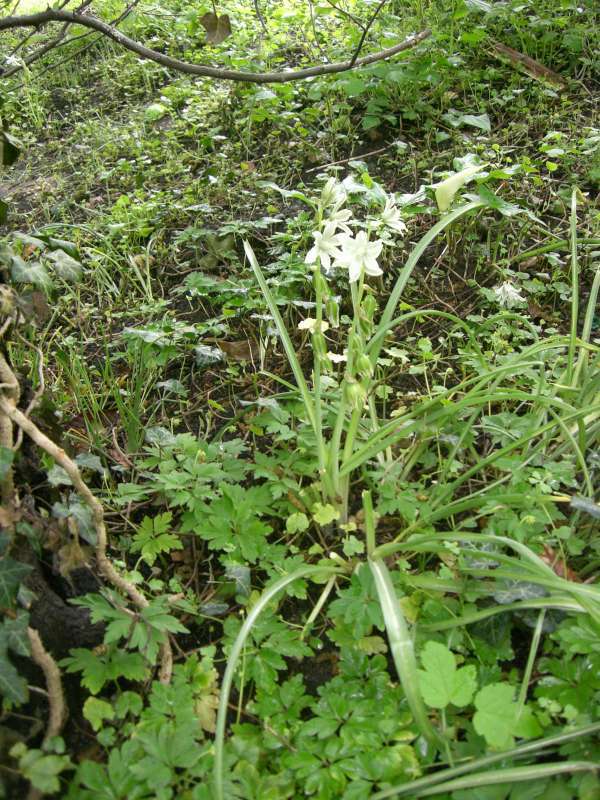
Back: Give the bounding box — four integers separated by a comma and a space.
0, 0, 599, 797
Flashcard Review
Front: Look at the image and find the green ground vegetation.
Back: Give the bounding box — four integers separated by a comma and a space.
0, 0, 599, 798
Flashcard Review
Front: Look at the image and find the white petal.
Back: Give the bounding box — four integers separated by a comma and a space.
348, 260, 362, 283
305, 246, 318, 264
298, 317, 317, 331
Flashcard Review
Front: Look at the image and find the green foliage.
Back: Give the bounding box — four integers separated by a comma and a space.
61, 646, 148, 694
131, 512, 183, 566
2, 0, 599, 797
10, 741, 72, 794
417, 641, 477, 709
473, 683, 542, 749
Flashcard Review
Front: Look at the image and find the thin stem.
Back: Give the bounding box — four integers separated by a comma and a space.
517, 609, 545, 715
362, 490, 376, 555
567, 187, 579, 385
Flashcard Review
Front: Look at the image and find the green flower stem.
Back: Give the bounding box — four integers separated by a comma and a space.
244, 241, 334, 501
313, 265, 325, 477
508, 237, 600, 264
362, 490, 376, 555
214, 564, 342, 800
567, 187, 579, 386
371, 723, 600, 799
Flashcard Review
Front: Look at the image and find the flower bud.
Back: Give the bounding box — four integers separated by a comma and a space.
361, 294, 378, 322
312, 271, 329, 298
311, 332, 328, 358
343, 379, 367, 410
356, 353, 374, 380
325, 297, 340, 329
347, 332, 363, 361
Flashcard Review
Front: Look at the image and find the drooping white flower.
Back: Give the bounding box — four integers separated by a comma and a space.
298, 318, 330, 334
493, 281, 526, 309
305, 222, 344, 272
336, 231, 384, 284
380, 198, 408, 235
320, 177, 346, 210
327, 350, 347, 363
326, 206, 353, 233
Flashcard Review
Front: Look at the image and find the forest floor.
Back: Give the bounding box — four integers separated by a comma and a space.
1, 1, 599, 798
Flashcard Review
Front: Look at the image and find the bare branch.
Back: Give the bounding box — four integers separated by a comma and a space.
0, 389, 173, 683
0, 9, 430, 83
349, 0, 389, 67
27, 627, 67, 745
322, 0, 365, 30
4, 0, 140, 78
254, 0, 268, 34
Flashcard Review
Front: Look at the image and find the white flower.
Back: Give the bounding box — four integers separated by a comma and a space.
298, 318, 329, 334
326, 206, 353, 233
305, 222, 344, 272
327, 350, 347, 363
380, 198, 408, 235
493, 281, 526, 309
336, 231, 383, 284
320, 178, 346, 210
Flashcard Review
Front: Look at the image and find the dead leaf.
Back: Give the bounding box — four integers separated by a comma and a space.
540, 544, 581, 582
490, 42, 567, 89
215, 339, 258, 362
520, 257, 539, 269
200, 12, 232, 45
527, 300, 546, 319
56, 539, 90, 578
0, 506, 18, 530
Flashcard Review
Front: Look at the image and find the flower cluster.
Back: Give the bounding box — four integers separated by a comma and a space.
493, 281, 526, 309
305, 178, 407, 284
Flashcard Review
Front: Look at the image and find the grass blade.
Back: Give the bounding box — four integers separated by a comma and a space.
369, 558, 442, 749
371, 723, 600, 799
416, 762, 598, 797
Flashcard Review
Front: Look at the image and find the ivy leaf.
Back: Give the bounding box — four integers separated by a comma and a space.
0, 645, 29, 703
417, 641, 477, 709
0, 556, 31, 607
45, 248, 82, 282
0, 610, 30, 656
11, 255, 52, 289
1, 129, 21, 167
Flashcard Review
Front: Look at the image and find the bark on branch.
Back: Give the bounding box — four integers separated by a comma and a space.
0, 9, 430, 83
